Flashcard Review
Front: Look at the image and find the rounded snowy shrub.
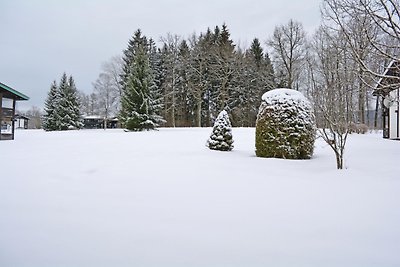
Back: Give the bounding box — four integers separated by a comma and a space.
207, 110, 234, 151
255, 88, 316, 159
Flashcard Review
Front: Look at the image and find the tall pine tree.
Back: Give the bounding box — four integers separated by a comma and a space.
120, 29, 164, 131
66, 76, 83, 129
43, 81, 59, 131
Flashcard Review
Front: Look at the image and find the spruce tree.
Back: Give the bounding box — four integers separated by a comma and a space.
206, 110, 234, 151
212, 23, 236, 116
55, 73, 72, 130
45, 73, 82, 131
43, 81, 59, 131
66, 76, 83, 129
120, 29, 164, 131
148, 38, 165, 126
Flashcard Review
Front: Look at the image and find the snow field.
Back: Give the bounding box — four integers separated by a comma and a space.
1, 128, 399, 267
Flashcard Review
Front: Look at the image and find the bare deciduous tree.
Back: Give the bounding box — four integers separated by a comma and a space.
24, 106, 42, 129
101, 56, 123, 111
93, 72, 119, 129
160, 33, 181, 127
323, 0, 400, 96
307, 27, 356, 169
267, 19, 307, 89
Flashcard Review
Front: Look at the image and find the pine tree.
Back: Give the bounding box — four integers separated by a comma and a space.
67, 76, 83, 129
43, 81, 59, 131
54, 73, 73, 130
148, 38, 166, 126
120, 29, 164, 131
47, 73, 82, 131
230, 38, 276, 127
211, 23, 236, 118
206, 110, 234, 151
249, 38, 264, 68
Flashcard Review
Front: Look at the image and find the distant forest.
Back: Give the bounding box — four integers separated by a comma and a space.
39, 0, 400, 131
80, 23, 275, 128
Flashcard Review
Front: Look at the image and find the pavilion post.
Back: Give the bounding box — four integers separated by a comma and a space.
12, 97, 16, 140
0, 93, 2, 140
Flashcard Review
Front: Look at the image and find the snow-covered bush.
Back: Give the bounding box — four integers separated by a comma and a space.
255, 88, 316, 159
207, 110, 234, 151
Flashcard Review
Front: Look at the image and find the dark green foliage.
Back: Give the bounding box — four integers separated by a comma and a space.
255, 89, 316, 159
207, 110, 234, 151
230, 38, 276, 127
120, 29, 164, 131
66, 76, 82, 129
125, 112, 155, 131
114, 24, 277, 128
43, 81, 59, 131
42, 74, 82, 131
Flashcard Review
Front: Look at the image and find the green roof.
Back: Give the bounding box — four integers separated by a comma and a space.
0, 81, 29, 101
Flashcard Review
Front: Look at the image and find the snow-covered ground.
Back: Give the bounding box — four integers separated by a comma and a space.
1, 128, 399, 267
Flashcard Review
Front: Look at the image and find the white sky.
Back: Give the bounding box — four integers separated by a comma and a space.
0, 0, 322, 110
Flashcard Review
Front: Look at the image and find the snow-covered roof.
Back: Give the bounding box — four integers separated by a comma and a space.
14, 114, 30, 120
374, 60, 399, 96
0, 81, 29, 101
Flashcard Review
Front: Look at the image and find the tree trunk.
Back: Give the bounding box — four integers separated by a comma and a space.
196, 96, 202, 127
171, 93, 176, 127
374, 96, 379, 129
335, 151, 343, 169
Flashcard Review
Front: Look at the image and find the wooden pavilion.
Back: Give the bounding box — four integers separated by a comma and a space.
0, 82, 29, 140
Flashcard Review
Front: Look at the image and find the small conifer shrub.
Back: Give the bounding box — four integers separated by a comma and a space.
207, 110, 234, 151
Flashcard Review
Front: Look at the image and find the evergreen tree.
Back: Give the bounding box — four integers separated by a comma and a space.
249, 38, 264, 68
43, 81, 59, 131
230, 38, 276, 126
206, 110, 234, 151
148, 39, 165, 126
211, 23, 236, 120
66, 76, 83, 129
43, 73, 82, 131
54, 73, 73, 130
120, 29, 164, 131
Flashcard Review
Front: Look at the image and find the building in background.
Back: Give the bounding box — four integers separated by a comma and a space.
0, 82, 29, 140
374, 60, 400, 140
14, 114, 30, 129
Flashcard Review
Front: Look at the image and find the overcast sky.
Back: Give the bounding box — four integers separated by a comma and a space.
0, 0, 322, 111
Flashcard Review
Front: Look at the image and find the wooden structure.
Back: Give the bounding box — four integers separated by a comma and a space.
0, 82, 29, 140
82, 115, 119, 129
374, 60, 400, 140
83, 115, 104, 129
14, 114, 30, 129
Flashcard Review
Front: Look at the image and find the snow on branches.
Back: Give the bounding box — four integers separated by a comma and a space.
256, 88, 316, 159
207, 110, 234, 151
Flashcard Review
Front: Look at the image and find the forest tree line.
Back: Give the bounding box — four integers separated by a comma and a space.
80, 23, 275, 128
40, 0, 399, 131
